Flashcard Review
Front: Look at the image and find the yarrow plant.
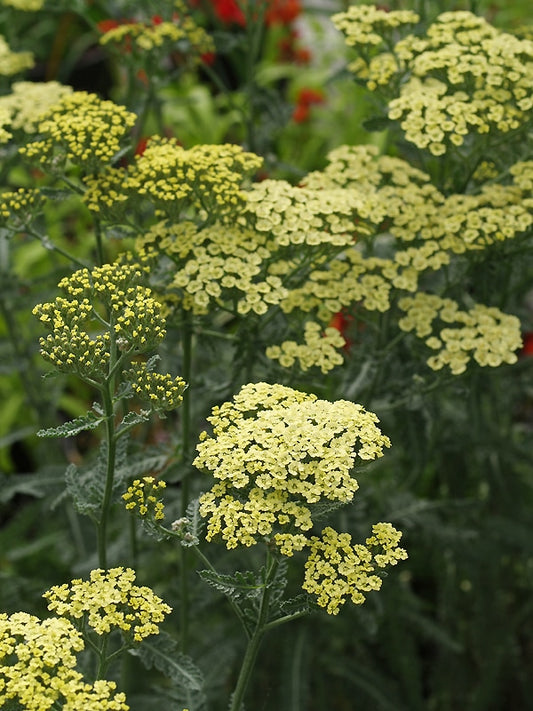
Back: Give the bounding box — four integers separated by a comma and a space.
1, 1, 532, 710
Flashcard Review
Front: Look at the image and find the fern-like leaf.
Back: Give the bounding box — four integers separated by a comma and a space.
37, 411, 103, 438
130, 631, 203, 692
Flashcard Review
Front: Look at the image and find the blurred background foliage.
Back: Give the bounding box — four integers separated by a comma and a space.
1, 1, 533, 710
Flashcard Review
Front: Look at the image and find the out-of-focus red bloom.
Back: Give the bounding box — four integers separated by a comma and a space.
134, 137, 150, 156
265, 0, 301, 25
201, 51, 216, 65
211, 0, 246, 25
297, 88, 325, 105
328, 310, 354, 351
292, 103, 309, 123
278, 30, 311, 65
294, 46, 311, 64
96, 18, 121, 33
521, 332, 533, 356
151, 14, 164, 25
292, 86, 325, 122
136, 68, 148, 85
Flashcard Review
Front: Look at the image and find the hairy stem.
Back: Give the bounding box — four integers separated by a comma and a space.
228, 553, 279, 711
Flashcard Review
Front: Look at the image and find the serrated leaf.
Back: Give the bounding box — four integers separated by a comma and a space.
198, 569, 262, 603
269, 558, 289, 606
117, 409, 151, 434
37, 411, 103, 438
65, 463, 101, 517
279, 593, 314, 617
183, 497, 204, 545
130, 631, 203, 691
145, 354, 161, 372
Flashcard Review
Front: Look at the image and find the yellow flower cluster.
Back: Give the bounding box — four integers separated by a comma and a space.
20, 92, 136, 171
388, 13, 533, 155
0, 106, 10, 142
0, 81, 72, 140
302, 144, 532, 297
1, 0, 44, 8
123, 476, 166, 520
43, 567, 171, 643
279, 248, 393, 319
99, 15, 213, 60
128, 361, 186, 411
0, 188, 45, 225
195, 382, 390, 550
84, 139, 262, 222
137, 220, 288, 316
266, 321, 346, 373
302, 524, 407, 614
398, 294, 523, 374
33, 261, 167, 382
0, 612, 128, 710
332, 5, 419, 48
303, 144, 430, 193
332, 5, 418, 91
243, 178, 383, 246
0, 35, 34, 76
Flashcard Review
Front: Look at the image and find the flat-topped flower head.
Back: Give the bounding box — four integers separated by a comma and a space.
2, 0, 44, 9
84, 139, 262, 222
123, 476, 166, 520
43, 567, 171, 644
0, 81, 72, 140
0, 612, 128, 710
136, 220, 288, 316
20, 92, 136, 172
302, 524, 407, 614
243, 178, 384, 246
266, 321, 346, 373
0, 34, 34, 76
33, 261, 167, 382
128, 361, 187, 412
398, 294, 523, 374
0, 188, 46, 229
99, 9, 213, 66
332, 5, 419, 49
195, 382, 390, 551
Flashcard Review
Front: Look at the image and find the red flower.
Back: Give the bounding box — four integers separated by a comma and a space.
134, 137, 150, 156
328, 311, 354, 351
297, 87, 325, 105
96, 18, 121, 33
521, 332, 533, 356
292, 87, 325, 123
265, 0, 301, 25
292, 103, 309, 123
200, 51, 216, 65
211, 0, 246, 25
151, 14, 164, 25
278, 30, 312, 65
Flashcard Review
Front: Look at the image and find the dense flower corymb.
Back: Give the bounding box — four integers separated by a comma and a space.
43, 567, 172, 643
0, 612, 128, 710
302, 524, 407, 614
20, 92, 136, 171
123, 476, 166, 520
195, 382, 390, 550
33, 261, 167, 383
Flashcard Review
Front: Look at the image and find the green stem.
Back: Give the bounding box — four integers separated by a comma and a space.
97, 315, 119, 570
98, 384, 117, 570
96, 636, 109, 679
179, 309, 193, 652
228, 553, 279, 711
94, 217, 104, 267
